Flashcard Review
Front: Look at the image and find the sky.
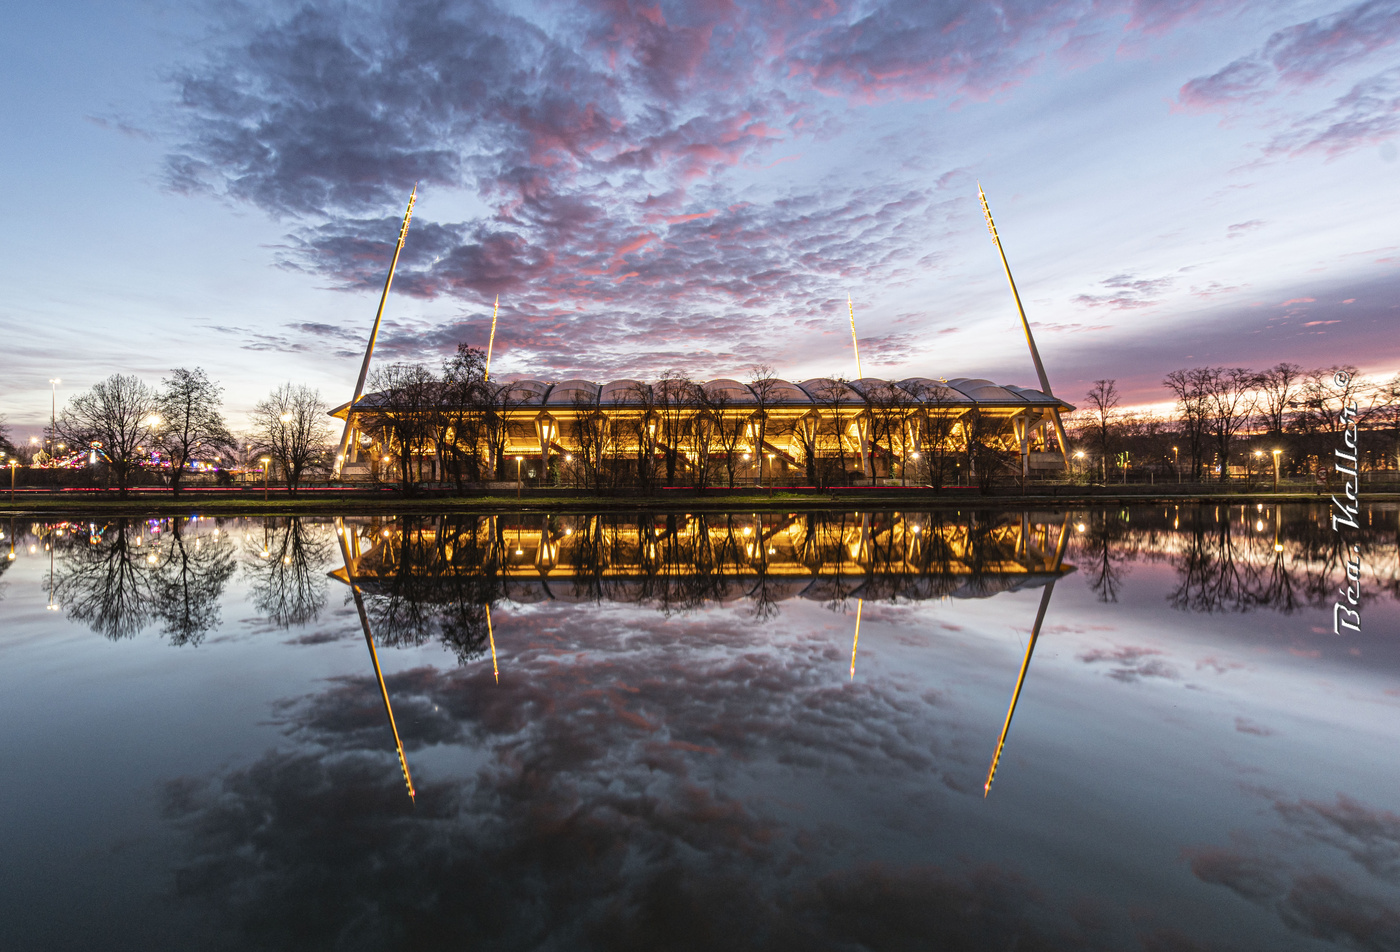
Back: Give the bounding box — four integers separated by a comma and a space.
1, 0, 1399, 432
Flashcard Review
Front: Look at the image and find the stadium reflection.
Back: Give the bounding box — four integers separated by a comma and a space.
3, 504, 1398, 950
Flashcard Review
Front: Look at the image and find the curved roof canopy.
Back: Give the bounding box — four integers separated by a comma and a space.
335, 374, 1072, 417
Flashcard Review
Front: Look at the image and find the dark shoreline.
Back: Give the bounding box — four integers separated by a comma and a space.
1, 486, 1394, 517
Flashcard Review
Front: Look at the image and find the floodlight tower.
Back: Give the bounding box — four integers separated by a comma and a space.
334, 185, 417, 477
977, 185, 1070, 466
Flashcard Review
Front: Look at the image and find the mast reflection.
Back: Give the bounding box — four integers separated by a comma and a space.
334, 518, 416, 802
984, 519, 1069, 796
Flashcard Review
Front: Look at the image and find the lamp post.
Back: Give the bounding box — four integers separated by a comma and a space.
8, 458, 17, 502
515, 455, 524, 499
1272, 448, 1282, 492
766, 453, 775, 496
1173, 446, 1179, 484
261, 457, 271, 500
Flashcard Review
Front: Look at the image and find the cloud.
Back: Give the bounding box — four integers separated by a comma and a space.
1273, 794, 1400, 883
1074, 272, 1175, 310
1077, 644, 1180, 681
1226, 219, 1264, 238
1233, 716, 1274, 736
1186, 792, 1400, 952
161, 0, 1247, 374
159, 604, 1133, 949
1178, 1, 1400, 158
1265, 67, 1400, 158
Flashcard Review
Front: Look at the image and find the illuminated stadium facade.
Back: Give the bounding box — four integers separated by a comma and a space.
331, 374, 1073, 487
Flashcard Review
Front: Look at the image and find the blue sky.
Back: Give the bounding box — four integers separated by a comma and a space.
2, 0, 1398, 432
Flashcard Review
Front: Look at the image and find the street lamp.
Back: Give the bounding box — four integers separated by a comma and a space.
515, 455, 524, 499
1272, 448, 1282, 492
261, 457, 272, 500
8, 458, 17, 502
1173, 446, 1180, 484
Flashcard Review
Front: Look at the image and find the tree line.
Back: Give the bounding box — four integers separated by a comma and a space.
0, 368, 334, 496
5, 356, 1396, 497
1070, 363, 1400, 483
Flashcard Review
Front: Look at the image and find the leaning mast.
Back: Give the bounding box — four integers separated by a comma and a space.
977, 184, 1070, 462
334, 185, 418, 477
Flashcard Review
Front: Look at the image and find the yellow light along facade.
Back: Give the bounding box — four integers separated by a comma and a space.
330, 375, 1073, 486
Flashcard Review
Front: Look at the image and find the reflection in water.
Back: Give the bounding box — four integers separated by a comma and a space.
47, 518, 235, 644
848, 598, 862, 680
336, 509, 1074, 616
4, 504, 1399, 950
336, 517, 416, 802
157, 519, 237, 647
330, 510, 1076, 801
244, 518, 332, 628
1068, 503, 1400, 616
985, 582, 1056, 797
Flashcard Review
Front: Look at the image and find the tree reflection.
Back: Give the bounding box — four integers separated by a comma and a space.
155, 519, 236, 646
1075, 510, 1135, 603
1059, 503, 1399, 616
51, 519, 155, 640
244, 518, 333, 628
49, 518, 237, 643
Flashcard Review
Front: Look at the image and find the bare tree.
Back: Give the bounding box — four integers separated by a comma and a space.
688, 394, 721, 491
623, 381, 660, 492
484, 382, 527, 480
1294, 364, 1362, 435
809, 378, 854, 486
1257, 362, 1302, 436
1163, 368, 1212, 480
921, 382, 961, 492
1205, 367, 1259, 482
57, 374, 158, 495
366, 363, 438, 492
572, 391, 613, 491
154, 518, 237, 646
655, 372, 696, 486
865, 380, 920, 484
1083, 379, 1120, 482
250, 383, 332, 495
50, 518, 154, 636
155, 368, 235, 494
784, 410, 822, 489
747, 365, 782, 488
701, 385, 745, 488
1367, 373, 1400, 473
439, 345, 490, 491
0, 415, 15, 460
245, 518, 331, 626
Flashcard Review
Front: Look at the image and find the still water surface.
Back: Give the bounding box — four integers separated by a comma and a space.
1, 505, 1397, 951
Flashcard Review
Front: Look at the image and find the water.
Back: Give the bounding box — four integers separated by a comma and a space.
1, 505, 1397, 951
